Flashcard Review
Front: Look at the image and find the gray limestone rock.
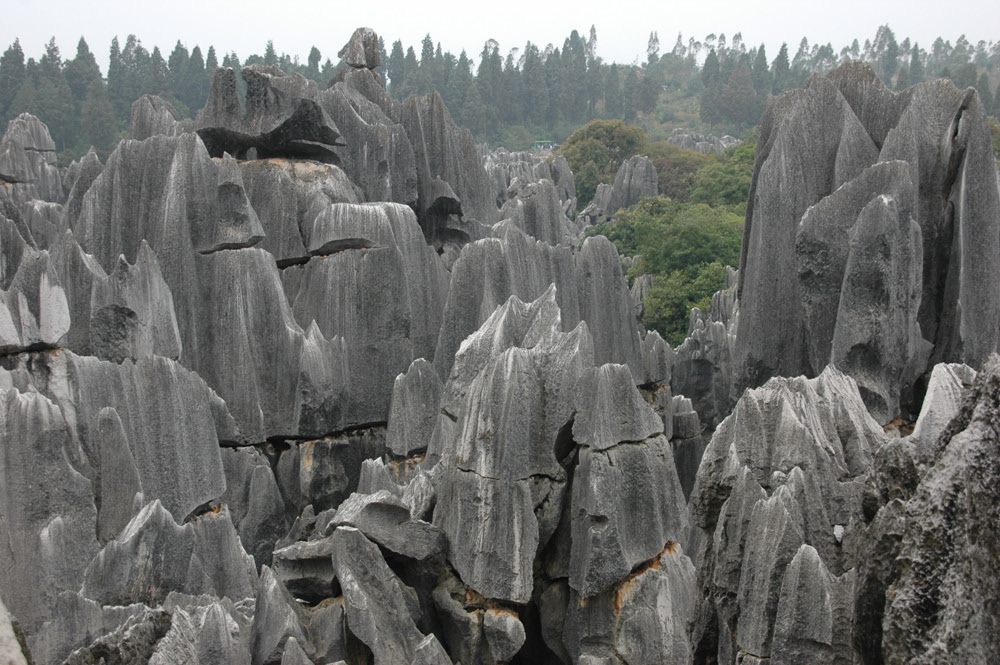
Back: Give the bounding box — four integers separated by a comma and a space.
239, 158, 361, 266
736, 486, 806, 659
198, 153, 265, 254
81, 500, 258, 607
499, 179, 574, 246
196, 66, 343, 163
5, 350, 228, 523
482, 609, 525, 662
829, 193, 925, 425
286, 202, 449, 425
577, 235, 644, 378
882, 354, 1000, 663
63, 608, 173, 665
770, 545, 835, 665
736, 64, 1000, 427
0, 389, 99, 633
401, 92, 500, 239
250, 566, 314, 665
690, 365, 883, 662
271, 537, 336, 603
903, 362, 976, 469
795, 160, 916, 380
89, 241, 183, 363
220, 448, 289, 570
62, 149, 103, 230
94, 407, 142, 544
570, 436, 687, 598
331, 526, 428, 664
607, 155, 657, 218
278, 636, 311, 665
736, 73, 879, 394
329, 490, 444, 560
386, 358, 444, 457
572, 364, 663, 451
0, 114, 61, 203
411, 634, 454, 665
549, 155, 577, 211
338, 28, 382, 69
130, 95, 188, 141
0, 247, 71, 353
318, 68, 418, 207
22, 199, 64, 250
434, 465, 538, 603
302, 598, 346, 664
0, 594, 29, 665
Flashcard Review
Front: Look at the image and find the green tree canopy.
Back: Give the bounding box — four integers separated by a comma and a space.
587, 195, 743, 343
559, 118, 647, 208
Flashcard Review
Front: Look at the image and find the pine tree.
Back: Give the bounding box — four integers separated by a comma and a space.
637, 75, 659, 114
167, 41, 189, 93
909, 44, 925, 84
772, 43, 791, 94
144, 47, 169, 96
462, 80, 487, 137
0, 40, 26, 122
263, 41, 277, 66
647, 31, 660, 64
751, 44, 771, 98
179, 45, 207, 116
895, 64, 910, 91
622, 67, 638, 123
35, 66, 76, 151
206, 46, 218, 72
976, 73, 993, 115
8, 76, 36, 119
81, 78, 117, 156
307, 46, 321, 79
522, 42, 548, 126
64, 38, 102, 104
604, 63, 622, 118
444, 50, 472, 123
387, 40, 406, 98
721, 61, 756, 131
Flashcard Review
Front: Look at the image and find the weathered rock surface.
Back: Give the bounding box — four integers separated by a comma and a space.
196, 65, 344, 163
690, 365, 883, 663
130, 95, 189, 141
0, 388, 98, 633
81, 500, 257, 607
0, 114, 61, 202
433, 287, 688, 615
736, 62, 1000, 424
881, 355, 1000, 663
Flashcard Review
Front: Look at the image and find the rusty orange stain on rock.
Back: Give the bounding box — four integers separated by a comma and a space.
613, 541, 679, 613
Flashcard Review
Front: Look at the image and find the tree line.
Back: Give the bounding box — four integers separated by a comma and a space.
0, 25, 997, 164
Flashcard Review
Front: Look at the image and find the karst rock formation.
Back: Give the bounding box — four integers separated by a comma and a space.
1, 27, 999, 665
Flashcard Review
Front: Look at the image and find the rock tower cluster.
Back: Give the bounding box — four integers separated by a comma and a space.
1, 27, 999, 665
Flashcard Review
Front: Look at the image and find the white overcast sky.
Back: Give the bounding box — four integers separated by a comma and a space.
3, 0, 998, 73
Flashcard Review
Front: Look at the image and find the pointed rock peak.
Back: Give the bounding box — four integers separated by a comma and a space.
338, 28, 382, 70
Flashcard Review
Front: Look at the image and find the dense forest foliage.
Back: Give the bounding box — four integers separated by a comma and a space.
570, 123, 753, 343
1, 25, 998, 165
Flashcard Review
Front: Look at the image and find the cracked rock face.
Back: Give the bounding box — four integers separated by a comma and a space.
736, 62, 1000, 424
3, 29, 1000, 665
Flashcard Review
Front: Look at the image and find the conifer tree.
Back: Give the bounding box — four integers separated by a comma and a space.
909, 44, 925, 84
623, 67, 638, 123
771, 43, 791, 94
604, 63, 621, 118
81, 78, 117, 155
976, 73, 993, 114
64, 38, 101, 104
0, 40, 26, 123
